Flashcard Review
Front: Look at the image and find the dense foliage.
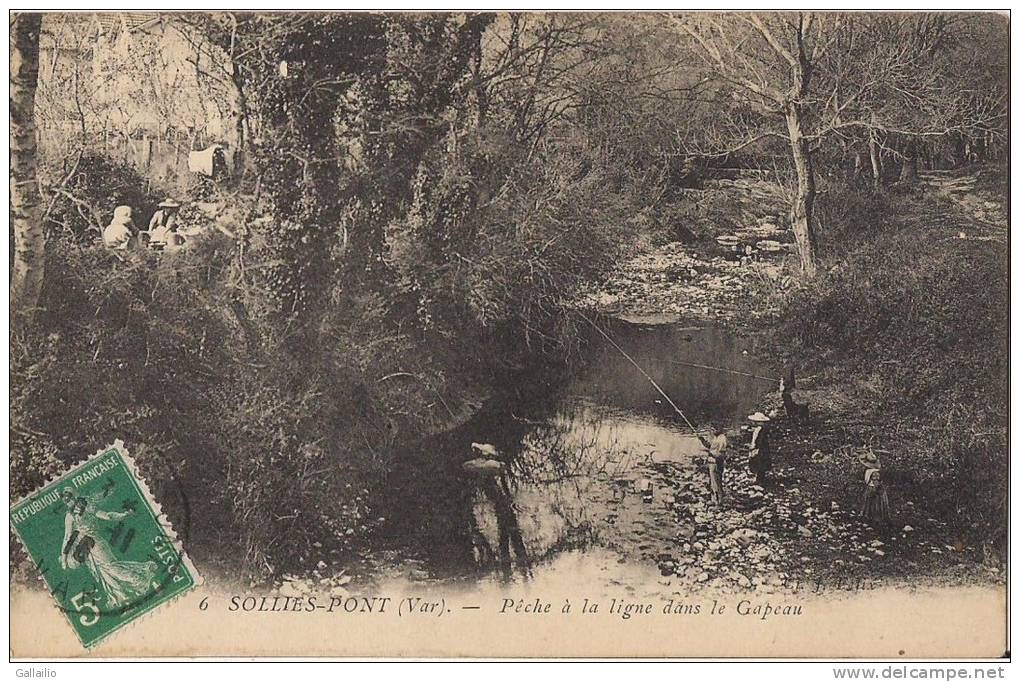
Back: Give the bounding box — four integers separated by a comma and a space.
12, 12, 1009, 577
769, 174, 1008, 548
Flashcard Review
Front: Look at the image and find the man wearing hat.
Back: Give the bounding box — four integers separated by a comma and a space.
148, 199, 181, 249
747, 412, 772, 487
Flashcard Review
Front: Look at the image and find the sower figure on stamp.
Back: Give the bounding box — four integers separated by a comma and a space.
58, 488, 159, 608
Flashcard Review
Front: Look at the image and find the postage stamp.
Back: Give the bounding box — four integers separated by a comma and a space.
10, 441, 200, 648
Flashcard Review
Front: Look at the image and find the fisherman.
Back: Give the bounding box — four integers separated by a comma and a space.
699, 426, 729, 507
747, 412, 772, 487
148, 199, 181, 249
102, 205, 138, 250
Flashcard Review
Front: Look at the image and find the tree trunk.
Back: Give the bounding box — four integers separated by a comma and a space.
10, 12, 45, 329
899, 137, 919, 183
951, 134, 966, 167
230, 68, 248, 181
899, 155, 918, 183
868, 130, 883, 188
852, 150, 864, 180
785, 104, 818, 276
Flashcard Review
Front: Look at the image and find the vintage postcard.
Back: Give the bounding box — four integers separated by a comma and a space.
8, 10, 1009, 659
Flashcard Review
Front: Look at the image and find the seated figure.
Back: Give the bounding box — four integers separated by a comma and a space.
102, 206, 137, 250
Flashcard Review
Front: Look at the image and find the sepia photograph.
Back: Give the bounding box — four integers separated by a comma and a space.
7, 8, 1010, 661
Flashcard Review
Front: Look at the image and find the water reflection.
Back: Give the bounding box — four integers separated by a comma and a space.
388, 321, 774, 582
470, 477, 532, 580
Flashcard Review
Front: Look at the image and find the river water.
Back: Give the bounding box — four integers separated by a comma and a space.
383, 321, 775, 587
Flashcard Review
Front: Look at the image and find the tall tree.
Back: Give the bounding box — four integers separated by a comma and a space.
670, 12, 852, 275
10, 12, 44, 328
174, 12, 253, 181
669, 12, 1006, 274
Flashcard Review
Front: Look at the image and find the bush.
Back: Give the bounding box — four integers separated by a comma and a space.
208, 372, 383, 578
44, 154, 160, 243
387, 127, 641, 360
813, 181, 894, 253
11, 238, 234, 512
10, 234, 397, 580
772, 200, 1008, 544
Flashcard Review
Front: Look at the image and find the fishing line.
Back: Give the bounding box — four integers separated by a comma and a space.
576, 310, 703, 437
666, 359, 777, 383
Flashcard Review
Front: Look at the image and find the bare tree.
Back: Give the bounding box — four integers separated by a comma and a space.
668, 12, 859, 275
173, 12, 252, 179
11, 12, 44, 327
847, 14, 1008, 181
669, 12, 1007, 274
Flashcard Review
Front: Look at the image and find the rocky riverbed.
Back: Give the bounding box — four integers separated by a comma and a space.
578, 219, 794, 323
253, 170, 1006, 598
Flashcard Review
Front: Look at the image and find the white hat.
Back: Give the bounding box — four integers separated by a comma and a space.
111, 205, 133, 224
471, 442, 498, 456
747, 412, 770, 422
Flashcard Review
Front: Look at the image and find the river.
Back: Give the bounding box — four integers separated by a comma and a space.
379, 320, 776, 587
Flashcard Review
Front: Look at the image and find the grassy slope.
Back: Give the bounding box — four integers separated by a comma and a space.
741, 164, 1008, 584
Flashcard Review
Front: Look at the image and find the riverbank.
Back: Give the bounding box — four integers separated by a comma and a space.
586, 163, 1008, 590
12, 167, 1001, 601
232, 165, 1007, 597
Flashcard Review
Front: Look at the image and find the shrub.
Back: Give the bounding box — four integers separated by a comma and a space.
772, 201, 1008, 545
208, 372, 383, 578
10, 234, 395, 580
813, 180, 894, 253
44, 154, 160, 243
387, 127, 640, 360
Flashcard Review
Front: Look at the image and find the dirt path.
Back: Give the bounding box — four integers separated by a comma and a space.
923, 169, 1008, 232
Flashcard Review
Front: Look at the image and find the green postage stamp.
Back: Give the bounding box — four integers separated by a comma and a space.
10, 441, 200, 648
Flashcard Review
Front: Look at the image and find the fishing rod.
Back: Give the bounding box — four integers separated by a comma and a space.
576, 311, 704, 439
666, 359, 777, 383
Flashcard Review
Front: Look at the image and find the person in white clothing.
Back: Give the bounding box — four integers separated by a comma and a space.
102, 205, 137, 250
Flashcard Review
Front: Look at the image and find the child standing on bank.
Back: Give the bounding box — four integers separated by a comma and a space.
859, 449, 891, 526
